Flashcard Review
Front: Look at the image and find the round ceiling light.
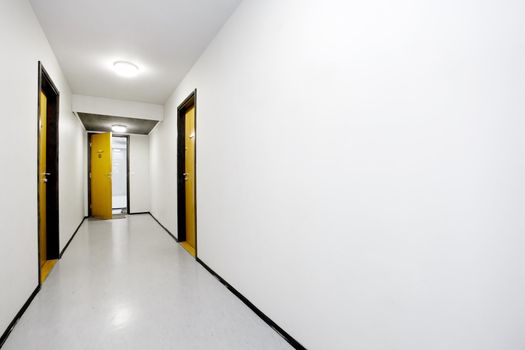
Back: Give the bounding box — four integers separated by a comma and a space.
113, 61, 139, 78
112, 125, 127, 133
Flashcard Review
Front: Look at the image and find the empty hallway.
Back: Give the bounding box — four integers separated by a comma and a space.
2, 215, 291, 350
2, 0, 525, 349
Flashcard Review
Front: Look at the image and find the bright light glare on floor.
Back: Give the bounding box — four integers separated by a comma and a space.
111, 306, 132, 329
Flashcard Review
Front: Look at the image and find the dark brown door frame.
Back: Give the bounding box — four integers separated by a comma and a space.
87, 133, 130, 216
177, 89, 198, 257
37, 62, 60, 284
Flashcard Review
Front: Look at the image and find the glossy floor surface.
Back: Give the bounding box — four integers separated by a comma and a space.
3, 215, 291, 350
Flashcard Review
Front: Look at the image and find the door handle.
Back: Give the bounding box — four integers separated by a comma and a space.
41, 172, 50, 183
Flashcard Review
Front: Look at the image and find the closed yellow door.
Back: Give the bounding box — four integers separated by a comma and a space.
91, 133, 112, 219
183, 106, 196, 256
39, 91, 47, 268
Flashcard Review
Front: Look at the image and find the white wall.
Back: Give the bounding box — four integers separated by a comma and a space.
58, 95, 86, 254
150, 111, 177, 230
129, 135, 150, 213
0, 0, 85, 336
150, 0, 525, 349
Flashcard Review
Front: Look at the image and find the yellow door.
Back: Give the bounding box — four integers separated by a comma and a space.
182, 105, 196, 256
39, 91, 47, 268
91, 133, 112, 219
38, 91, 58, 283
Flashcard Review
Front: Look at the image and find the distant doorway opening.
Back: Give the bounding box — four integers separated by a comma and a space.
88, 133, 129, 219
112, 136, 129, 214
177, 90, 197, 257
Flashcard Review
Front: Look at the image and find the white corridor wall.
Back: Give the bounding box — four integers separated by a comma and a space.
149, 0, 525, 349
0, 0, 85, 336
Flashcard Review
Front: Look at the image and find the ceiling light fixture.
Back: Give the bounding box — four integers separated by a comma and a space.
112, 125, 127, 133
113, 61, 139, 78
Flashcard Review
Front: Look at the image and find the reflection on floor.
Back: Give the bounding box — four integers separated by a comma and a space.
3, 215, 291, 350
40, 259, 57, 283
112, 213, 127, 220
180, 241, 196, 257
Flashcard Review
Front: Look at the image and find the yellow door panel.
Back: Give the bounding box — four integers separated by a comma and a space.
39, 91, 47, 268
184, 105, 196, 254
91, 133, 112, 219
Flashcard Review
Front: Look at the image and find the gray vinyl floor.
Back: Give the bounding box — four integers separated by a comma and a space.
3, 215, 291, 350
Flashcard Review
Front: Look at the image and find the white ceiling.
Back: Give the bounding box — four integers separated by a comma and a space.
30, 0, 241, 104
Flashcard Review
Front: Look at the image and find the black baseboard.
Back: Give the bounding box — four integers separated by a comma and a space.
128, 212, 149, 215
0, 285, 40, 349
148, 212, 179, 242
148, 213, 303, 348
196, 258, 306, 350
59, 216, 88, 259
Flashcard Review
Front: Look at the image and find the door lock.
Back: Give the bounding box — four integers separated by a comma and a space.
42, 172, 50, 183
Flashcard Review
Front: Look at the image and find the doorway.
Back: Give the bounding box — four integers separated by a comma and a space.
37, 62, 60, 284
88, 133, 130, 218
177, 90, 197, 257
111, 136, 129, 214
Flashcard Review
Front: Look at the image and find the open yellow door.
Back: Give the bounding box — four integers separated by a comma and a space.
91, 133, 112, 219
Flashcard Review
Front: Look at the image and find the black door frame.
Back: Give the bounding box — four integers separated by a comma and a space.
87, 133, 130, 216
37, 62, 60, 284
177, 90, 198, 257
